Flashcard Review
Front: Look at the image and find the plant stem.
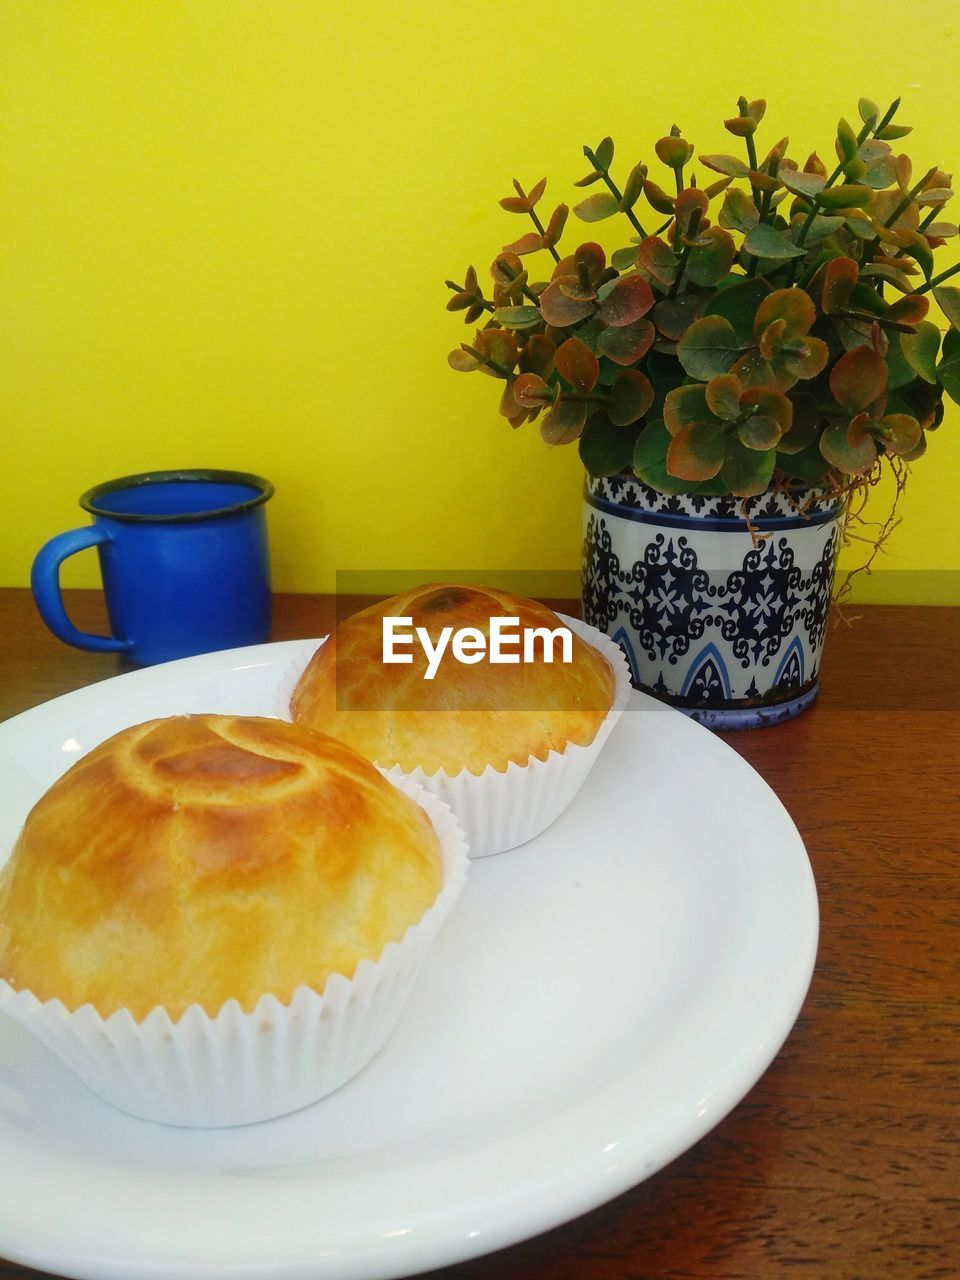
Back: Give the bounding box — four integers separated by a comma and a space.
583, 145, 648, 240
737, 96, 763, 213
914, 259, 960, 295
667, 208, 702, 298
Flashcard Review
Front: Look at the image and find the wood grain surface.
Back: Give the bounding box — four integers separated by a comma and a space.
0, 589, 957, 1280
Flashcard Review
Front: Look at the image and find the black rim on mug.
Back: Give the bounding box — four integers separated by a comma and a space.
79, 470, 275, 524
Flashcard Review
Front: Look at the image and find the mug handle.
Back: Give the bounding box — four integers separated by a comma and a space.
31, 527, 133, 653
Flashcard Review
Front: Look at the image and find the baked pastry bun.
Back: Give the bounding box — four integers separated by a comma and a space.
0, 715, 442, 1019
291, 585, 616, 775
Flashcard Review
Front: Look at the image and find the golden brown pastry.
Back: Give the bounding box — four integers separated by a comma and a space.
291, 585, 615, 775
0, 715, 442, 1019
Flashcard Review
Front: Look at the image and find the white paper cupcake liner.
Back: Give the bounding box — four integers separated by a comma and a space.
0, 780, 468, 1128
281, 615, 632, 858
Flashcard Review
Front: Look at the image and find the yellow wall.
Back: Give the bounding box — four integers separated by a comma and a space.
1, 0, 958, 602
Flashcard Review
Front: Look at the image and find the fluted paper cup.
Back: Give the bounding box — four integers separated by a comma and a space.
280, 616, 632, 858
0, 780, 468, 1128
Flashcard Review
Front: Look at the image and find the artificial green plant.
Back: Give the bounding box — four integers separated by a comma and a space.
445, 96, 959, 498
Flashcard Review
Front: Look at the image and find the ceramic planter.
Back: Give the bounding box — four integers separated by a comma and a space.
581, 474, 845, 729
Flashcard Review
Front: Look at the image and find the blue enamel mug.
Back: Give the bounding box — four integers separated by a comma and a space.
31, 469, 274, 666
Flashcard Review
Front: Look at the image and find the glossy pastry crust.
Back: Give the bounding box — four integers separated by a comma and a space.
0, 715, 442, 1019
290, 585, 616, 775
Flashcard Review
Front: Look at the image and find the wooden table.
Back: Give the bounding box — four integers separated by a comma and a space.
0, 589, 957, 1280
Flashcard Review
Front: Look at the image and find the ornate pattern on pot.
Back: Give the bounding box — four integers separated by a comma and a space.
581, 475, 845, 730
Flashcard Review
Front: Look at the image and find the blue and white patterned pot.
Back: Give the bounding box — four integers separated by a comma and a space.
581, 474, 845, 730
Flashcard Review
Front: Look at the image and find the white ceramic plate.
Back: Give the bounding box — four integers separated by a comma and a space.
0, 641, 818, 1280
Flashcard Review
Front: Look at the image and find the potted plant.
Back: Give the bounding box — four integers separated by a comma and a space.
445, 95, 958, 727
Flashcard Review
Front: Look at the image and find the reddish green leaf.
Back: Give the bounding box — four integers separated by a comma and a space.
677, 315, 742, 380
554, 337, 599, 394
674, 187, 709, 238
685, 227, 736, 287
499, 196, 530, 214
636, 236, 678, 288
939, 353, 960, 405
720, 438, 776, 496
819, 416, 878, 473
738, 415, 783, 450
480, 328, 519, 375
702, 277, 771, 343
704, 176, 733, 199
830, 346, 887, 413
655, 134, 691, 168
492, 252, 524, 284
643, 179, 676, 215
578, 411, 639, 477
504, 232, 545, 257
858, 98, 880, 126
667, 423, 726, 481
700, 153, 751, 178
540, 398, 587, 444
595, 137, 615, 170
621, 163, 646, 212
597, 318, 655, 366
816, 185, 874, 211
513, 373, 552, 408
611, 245, 639, 272
781, 169, 826, 199
861, 261, 916, 293
781, 336, 829, 383
776, 393, 819, 454
519, 334, 555, 379
464, 302, 486, 324
759, 318, 788, 361
836, 117, 859, 163
898, 231, 934, 282
664, 383, 711, 435
493, 305, 542, 329
527, 177, 547, 207
724, 116, 757, 137
901, 321, 941, 383
705, 373, 743, 421
820, 258, 859, 315
879, 413, 922, 456
575, 242, 606, 278
557, 275, 598, 302
538, 281, 595, 327
917, 187, 954, 207
739, 386, 793, 433
885, 294, 930, 327
609, 369, 655, 425
574, 192, 621, 222
574, 170, 602, 188
633, 419, 692, 493
754, 288, 816, 339
446, 290, 475, 312
743, 224, 806, 260
542, 204, 569, 249
935, 286, 960, 332
597, 275, 655, 327
448, 347, 480, 372
653, 293, 704, 340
